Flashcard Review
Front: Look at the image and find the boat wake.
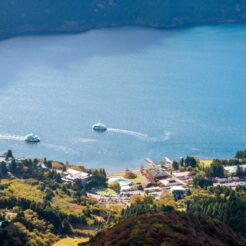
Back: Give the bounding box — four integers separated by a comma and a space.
108, 128, 148, 138
77, 138, 97, 143
41, 143, 79, 156
0, 134, 25, 141
163, 131, 172, 141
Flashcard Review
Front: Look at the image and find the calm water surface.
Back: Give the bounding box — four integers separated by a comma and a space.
0, 25, 245, 170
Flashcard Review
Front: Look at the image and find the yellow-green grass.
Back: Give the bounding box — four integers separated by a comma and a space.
0, 179, 85, 215
107, 171, 125, 177
96, 188, 116, 196
53, 237, 89, 246
130, 172, 143, 184
199, 159, 213, 169
0, 179, 44, 202
51, 189, 85, 215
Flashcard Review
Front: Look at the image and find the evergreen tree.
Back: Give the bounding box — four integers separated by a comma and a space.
5, 150, 13, 160
172, 161, 179, 170
205, 160, 225, 177
0, 162, 8, 177
9, 159, 17, 174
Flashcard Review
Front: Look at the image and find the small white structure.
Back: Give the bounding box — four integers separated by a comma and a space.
159, 178, 180, 187
224, 165, 246, 174
170, 186, 186, 195
62, 169, 91, 183
164, 157, 173, 164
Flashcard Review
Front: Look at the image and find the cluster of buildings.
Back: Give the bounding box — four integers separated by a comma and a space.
105, 165, 194, 202
213, 176, 246, 188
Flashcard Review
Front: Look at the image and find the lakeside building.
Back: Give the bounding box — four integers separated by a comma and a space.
170, 186, 187, 199
224, 164, 246, 174
213, 177, 246, 188
61, 168, 91, 183
159, 178, 181, 187
140, 176, 156, 188
145, 169, 169, 180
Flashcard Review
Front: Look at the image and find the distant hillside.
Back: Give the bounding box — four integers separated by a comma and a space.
87, 211, 244, 246
1, 0, 246, 40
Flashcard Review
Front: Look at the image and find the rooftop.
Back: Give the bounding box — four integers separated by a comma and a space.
146, 169, 169, 179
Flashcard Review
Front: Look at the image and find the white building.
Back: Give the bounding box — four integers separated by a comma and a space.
224, 165, 246, 174
62, 168, 91, 183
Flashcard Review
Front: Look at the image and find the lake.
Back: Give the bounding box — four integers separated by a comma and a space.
0, 25, 245, 171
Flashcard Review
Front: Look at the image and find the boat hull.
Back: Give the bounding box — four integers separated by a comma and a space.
25, 139, 40, 143
93, 126, 107, 132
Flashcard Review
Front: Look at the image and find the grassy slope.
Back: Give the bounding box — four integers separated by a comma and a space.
0, 179, 85, 215
0, 179, 44, 202
53, 237, 89, 246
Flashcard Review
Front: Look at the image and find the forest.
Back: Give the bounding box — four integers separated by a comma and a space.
1, 0, 246, 40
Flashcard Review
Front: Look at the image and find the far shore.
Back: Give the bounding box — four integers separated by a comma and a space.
1, 22, 246, 42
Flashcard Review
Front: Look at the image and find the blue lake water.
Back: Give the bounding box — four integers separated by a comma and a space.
0, 25, 245, 171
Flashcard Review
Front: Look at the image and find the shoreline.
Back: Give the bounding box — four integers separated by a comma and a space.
1, 21, 246, 42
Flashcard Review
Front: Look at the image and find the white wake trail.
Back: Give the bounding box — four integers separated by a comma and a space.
0, 134, 25, 141
108, 128, 148, 138
41, 143, 79, 156
77, 138, 97, 143
163, 131, 172, 141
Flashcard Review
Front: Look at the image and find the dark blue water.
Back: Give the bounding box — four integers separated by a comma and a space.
0, 25, 245, 170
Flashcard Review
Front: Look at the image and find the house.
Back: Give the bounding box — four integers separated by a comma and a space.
215, 178, 228, 184
144, 186, 162, 193
228, 177, 240, 182
145, 169, 169, 180
61, 168, 91, 183
224, 164, 246, 174
170, 186, 186, 199
173, 171, 194, 179
159, 178, 180, 187
95, 216, 105, 223
5, 212, 17, 219
140, 176, 156, 188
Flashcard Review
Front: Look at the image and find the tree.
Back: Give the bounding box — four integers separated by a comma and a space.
45, 161, 52, 169
5, 150, 13, 160
130, 194, 143, 205
172, 161, 179, 170
205, 160, 225, 178
159, 190, 176, 207
125, 169, 137, 179
235, 149, 246, 160
9, 159, 17, 174
61, 219, 72, 234
0, 162, 7, 177
236, 165, 246, 177
193, 175, 213, 188
140, 164, 144, 174
109, 182, 121, 194
62, 165, 67, 172
180, 156, 198, 168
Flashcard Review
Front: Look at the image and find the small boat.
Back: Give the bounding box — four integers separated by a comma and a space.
92, 123, 107, 132
25, 133, 40, 143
